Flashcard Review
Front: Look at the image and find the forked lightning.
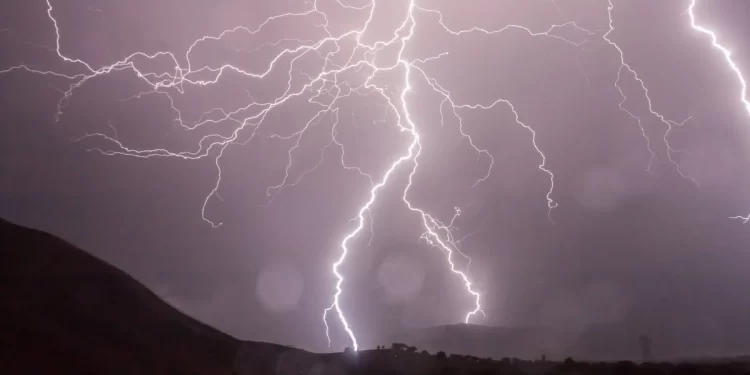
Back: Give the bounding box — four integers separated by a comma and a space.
1, 0, 742, 352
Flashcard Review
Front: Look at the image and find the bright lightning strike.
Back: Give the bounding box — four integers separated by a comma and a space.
1, 0, 722, 352
686, 0, 750, 223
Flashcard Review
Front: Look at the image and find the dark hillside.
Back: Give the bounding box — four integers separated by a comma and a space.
0, 217, 240, 374
2, 217, 749, 375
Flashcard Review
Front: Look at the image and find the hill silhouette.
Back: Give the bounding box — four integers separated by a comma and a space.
0, 217, 242, 374
3, 217, 750, 375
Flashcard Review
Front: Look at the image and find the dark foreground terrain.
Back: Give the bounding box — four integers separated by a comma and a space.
379, 322, 750, 363
2, 217, 749, 374
0, 217, 240, 374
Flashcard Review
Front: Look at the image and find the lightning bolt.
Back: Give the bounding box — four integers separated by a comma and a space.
686, 0, 750, 223
1, 0, 722, 352
603, 0, 696, 183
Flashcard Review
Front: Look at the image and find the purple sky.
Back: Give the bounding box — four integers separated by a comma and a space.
2, 0, 750, 358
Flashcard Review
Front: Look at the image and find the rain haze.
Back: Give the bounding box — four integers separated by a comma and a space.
2, 0, 750, 360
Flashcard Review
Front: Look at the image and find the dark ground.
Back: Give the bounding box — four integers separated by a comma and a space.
1, 217, 749, 375
0, 217, 239, 374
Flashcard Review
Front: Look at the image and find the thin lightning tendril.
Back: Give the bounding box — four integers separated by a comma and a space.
1, 0, 728, 351
603, 0, 696, 184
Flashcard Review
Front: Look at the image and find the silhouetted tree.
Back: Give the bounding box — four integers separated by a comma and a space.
560, 357, 577, 372
436, 351, 447, 360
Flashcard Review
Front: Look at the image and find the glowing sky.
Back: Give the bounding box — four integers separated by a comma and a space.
2, 0, 750, 358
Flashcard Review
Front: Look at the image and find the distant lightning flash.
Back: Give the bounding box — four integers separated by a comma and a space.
0, 0, 718, 352
686, 0, 750, 223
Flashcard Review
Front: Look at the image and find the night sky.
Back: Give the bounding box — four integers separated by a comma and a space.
2, 0, 750, 358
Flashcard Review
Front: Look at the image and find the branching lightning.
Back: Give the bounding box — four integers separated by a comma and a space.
686, 0, 750, 223
603, 0, 696, 184
2, 0, 738, 352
